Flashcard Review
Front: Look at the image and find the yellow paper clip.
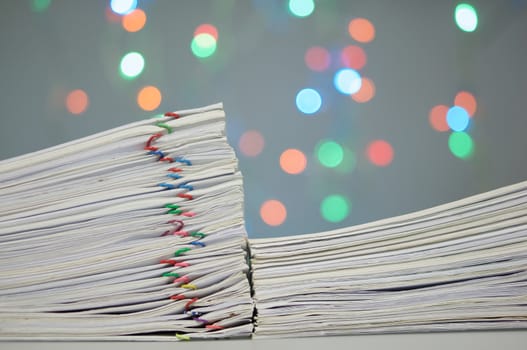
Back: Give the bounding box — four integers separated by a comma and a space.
181, 283, 197, 290
176, 333, 190, 341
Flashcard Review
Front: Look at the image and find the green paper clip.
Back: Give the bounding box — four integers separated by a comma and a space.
156, 122, 173, 134
162, 272, 181, 278
174, 247, 192, 257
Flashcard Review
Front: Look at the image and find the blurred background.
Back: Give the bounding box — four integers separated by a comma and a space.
0, 0, 526, 238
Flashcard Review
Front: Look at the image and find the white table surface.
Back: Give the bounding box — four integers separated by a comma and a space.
2, 331, 527, 350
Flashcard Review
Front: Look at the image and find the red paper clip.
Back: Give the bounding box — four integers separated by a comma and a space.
160, 156, 174, 163
174, 261, 190, 267
160, 260, 190, 267
177, 193, 193, 200
174, 275, 190, 284
167, 219, 184, 231
206, 325, 224, 330
145, 133, 162, 151
164, 112, 181, 119
185, 297, 198, 310
173, 230, 189, 237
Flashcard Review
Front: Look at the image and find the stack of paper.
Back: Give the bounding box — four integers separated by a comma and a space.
250, 181, 527, 337
2, 102, 526, 340
0, 103, 253, 340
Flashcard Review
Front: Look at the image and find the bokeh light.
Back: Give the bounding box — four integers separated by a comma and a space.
429, 105, 450, 132
137, 86, 162, 111
239, 130, 265, 157
296, 88, 322, 114
191, 33, 217, 58
316, 140, 344, 168
194, 24, 218, 40
288, 0, 315, 18
446, 106, 470, 131
351, 77, 375, 103
455, 3, 478, 32
280, 149, 307, 175
110, 0, 137, 15
340, 45, 367, 70
31, 0, 51, 12
454, 91, 477, 117
348, 18, 375, 43
449, 131, 474, 158
334, 69, 362, 95
122, 9, 146, 32
119, 52, 145, 79
305, 46, 331, 72
260, 200, 287, 226
66, 89, 89, 115
321, 195, 350, 223
367, 140, 394, 167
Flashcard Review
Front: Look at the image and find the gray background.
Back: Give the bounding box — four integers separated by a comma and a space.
1, 0, 526, 239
